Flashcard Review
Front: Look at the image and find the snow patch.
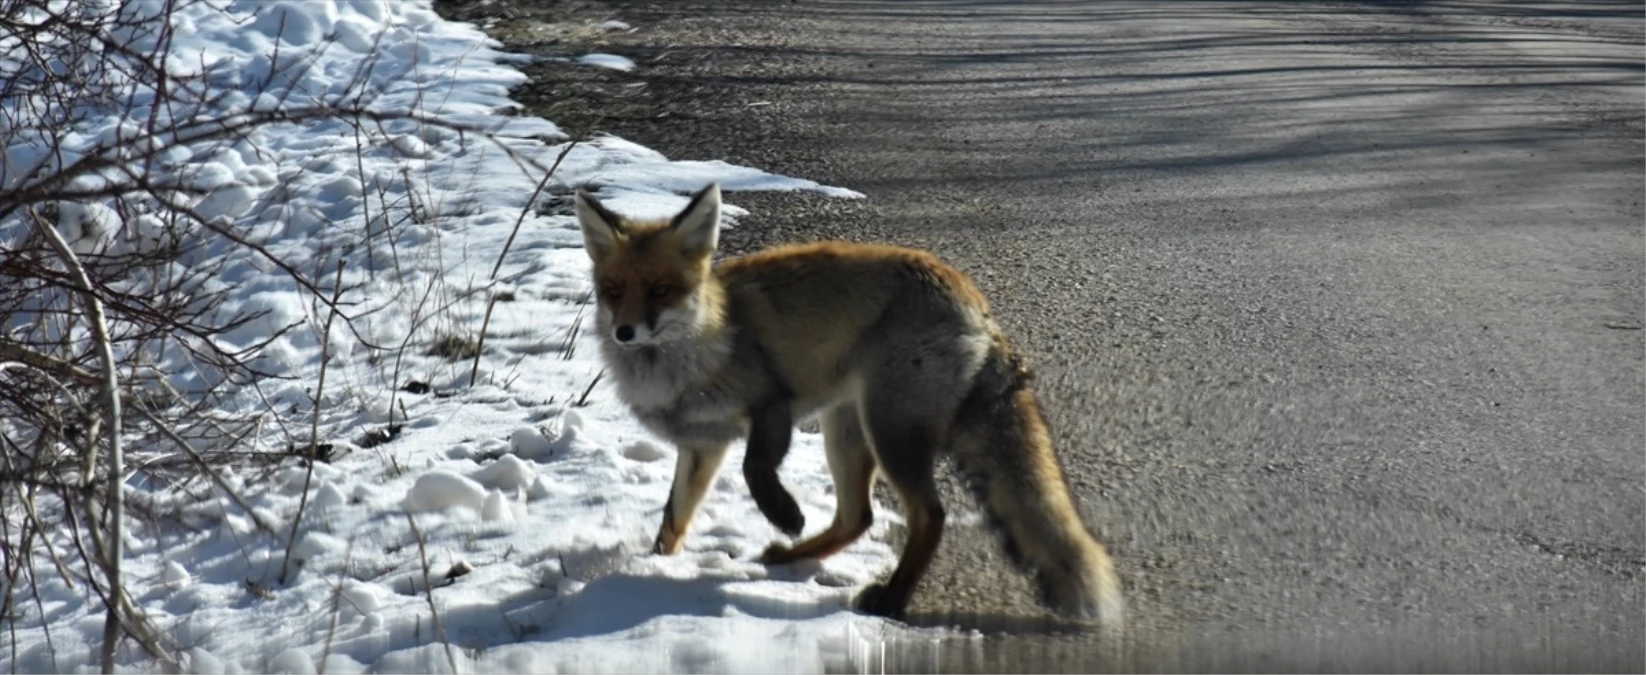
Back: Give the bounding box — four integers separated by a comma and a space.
162, 561, 192, 589
578, 53, 636, 72
403, 471, 487, 513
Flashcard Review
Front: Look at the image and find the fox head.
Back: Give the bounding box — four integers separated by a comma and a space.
575, 184, 723, 347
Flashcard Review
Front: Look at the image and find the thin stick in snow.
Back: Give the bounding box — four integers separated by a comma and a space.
489, 140, 579, 281
404, 513, 457, 672
318, 538, 355, 675
281, 259, 346, 585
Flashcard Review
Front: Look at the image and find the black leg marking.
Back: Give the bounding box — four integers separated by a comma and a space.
744, 398, 804, 535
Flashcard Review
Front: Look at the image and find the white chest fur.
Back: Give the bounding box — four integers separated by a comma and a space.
601, 335, 747, 447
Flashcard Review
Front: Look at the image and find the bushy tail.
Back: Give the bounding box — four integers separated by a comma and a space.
950, 339, 1124, 627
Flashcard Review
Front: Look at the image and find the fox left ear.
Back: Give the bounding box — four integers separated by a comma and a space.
670, 183, 721, 258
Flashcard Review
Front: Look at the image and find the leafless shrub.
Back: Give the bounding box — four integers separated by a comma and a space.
0, 0, 564, 669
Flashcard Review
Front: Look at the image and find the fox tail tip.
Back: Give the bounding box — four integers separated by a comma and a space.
1052, 554, 1125, 629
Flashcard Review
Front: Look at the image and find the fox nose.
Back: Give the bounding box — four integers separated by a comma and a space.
614, 325, 635, 343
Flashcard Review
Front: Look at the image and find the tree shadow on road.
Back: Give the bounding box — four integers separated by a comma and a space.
584, 0, 1641, 206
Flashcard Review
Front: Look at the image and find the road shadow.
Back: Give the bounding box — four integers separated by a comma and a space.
557, 0, 1641, 209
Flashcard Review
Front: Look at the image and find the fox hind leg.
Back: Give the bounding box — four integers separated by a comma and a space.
761, 405, 878, 564
852, 411, 946, 619
654, 443, 730, 555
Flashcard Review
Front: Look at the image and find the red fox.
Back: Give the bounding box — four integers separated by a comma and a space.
575, 184, 1123, 625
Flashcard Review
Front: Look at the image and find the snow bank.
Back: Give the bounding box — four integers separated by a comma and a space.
0, 1, 954, 673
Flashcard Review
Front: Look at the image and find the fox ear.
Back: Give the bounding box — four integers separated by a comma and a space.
670, 183, 721, 258
575, 189, 625, 261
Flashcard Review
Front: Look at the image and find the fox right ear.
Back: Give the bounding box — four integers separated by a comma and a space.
575, 189, 625, 260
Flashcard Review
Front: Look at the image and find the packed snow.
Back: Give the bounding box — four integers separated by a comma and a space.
577, 53, 638, 72
0, 0, 983, 672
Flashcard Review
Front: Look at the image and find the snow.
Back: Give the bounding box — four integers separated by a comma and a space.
403, 471, 489, 514
0, 1, 958, 673
162, 562, 193, 589
578, 53, 637, 72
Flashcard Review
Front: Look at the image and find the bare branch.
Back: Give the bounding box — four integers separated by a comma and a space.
28, 207, 128, 673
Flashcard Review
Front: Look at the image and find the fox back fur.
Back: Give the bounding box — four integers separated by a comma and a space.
575, 184, 1123, 626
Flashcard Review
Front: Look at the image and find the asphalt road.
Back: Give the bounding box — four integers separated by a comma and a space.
490, 1, 1644, 670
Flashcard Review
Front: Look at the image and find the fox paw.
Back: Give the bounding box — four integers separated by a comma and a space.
852, 583, 908, 619
652, 519, 684, 555
758, 494, 805, 537
758, 542, 795, 565
746, 470, 805, 536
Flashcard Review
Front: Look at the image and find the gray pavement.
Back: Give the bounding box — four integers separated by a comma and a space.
495, 1, 1645, 671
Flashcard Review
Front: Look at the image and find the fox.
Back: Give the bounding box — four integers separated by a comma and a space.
574, 183, 1123, 625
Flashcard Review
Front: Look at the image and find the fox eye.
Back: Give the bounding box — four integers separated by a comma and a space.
598, 283, 621, 301
647, 285, 675, 299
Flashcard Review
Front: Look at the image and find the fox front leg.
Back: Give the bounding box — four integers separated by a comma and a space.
744, 398, 805, 536
654, 443, 731, 554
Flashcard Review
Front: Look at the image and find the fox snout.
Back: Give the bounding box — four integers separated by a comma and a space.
595, 284, 690, 346
606, 317, 658, 346
602, 306, 651, 345
603, 294, 649, 345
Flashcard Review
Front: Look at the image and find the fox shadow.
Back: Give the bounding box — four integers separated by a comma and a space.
312, 564, 843, 668
488, 556, 1102, 643
315, 540, 1107, 670
519, 568, 852, 642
